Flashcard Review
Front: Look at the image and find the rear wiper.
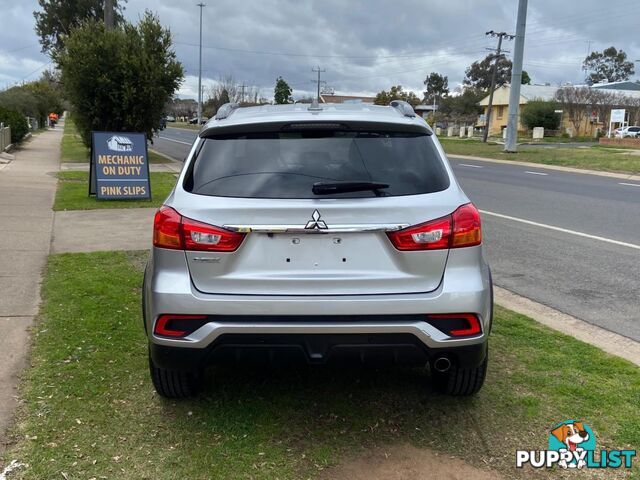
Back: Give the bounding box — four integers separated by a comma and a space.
312, 181, 390, 195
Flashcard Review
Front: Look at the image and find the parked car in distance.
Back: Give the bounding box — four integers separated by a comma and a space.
188, 117, 208, 125
143, 101, 493, 399
165, 115, 176, 122
614, 126, 640, 138
159, 117, 166, 130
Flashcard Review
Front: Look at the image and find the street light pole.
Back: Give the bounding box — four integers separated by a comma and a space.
104, 0, 114, 30
504, 0, 528, 152
197, 3, 205, 125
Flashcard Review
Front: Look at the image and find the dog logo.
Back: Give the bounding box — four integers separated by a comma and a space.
516, 419, 636, 470
549, 421, 594, 469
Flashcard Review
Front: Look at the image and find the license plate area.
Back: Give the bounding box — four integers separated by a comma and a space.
267, 233, 355, 268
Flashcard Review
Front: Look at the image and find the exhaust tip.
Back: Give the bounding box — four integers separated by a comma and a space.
433, 356, 451, 373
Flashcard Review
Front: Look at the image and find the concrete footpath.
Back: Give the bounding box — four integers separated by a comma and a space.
0, 127, 61, 450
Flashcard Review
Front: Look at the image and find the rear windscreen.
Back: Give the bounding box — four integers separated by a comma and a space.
184, 130, 450, 198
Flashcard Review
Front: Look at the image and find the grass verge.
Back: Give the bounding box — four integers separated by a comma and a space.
2, 251, 638, 479
61, 119, 172, 164
53, 171, 177, 211
440, 137, 640, 174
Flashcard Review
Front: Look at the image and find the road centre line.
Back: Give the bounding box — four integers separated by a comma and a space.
458, 163, 483, 168
524, 171, 548, 176
157, 136, 192, 145
479, 210, 640, 251
619, 182, 640, 188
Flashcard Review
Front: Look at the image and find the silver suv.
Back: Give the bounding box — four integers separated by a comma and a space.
143, 101, 492, 398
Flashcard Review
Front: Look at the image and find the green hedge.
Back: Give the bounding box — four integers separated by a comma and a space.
0, 106, 29, 144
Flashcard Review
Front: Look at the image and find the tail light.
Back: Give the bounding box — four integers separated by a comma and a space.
153, 206, 245, 252
154, 314, 208, 338
425, 313, 482, 337
386, 203, 481, 251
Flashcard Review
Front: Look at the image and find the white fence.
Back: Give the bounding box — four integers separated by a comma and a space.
0, 122, 11, 151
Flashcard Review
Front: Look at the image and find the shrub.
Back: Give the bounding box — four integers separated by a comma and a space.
521, 100, 562, 131
0, 106, 30, 144
56, 12, 183, 146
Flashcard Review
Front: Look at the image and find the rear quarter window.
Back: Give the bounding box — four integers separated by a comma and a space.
184, 130, 450, 199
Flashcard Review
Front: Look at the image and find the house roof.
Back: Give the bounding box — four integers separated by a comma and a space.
108, 135, 133, 144
478, 85, 558, 106
591, 81, 640, 91
479, 83, 640, 106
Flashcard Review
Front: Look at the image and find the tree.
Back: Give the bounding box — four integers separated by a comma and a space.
463, 55, 532, 92
464, 54, 512, 91
423, 72, 449, 104
438, 88, 485, 124
554, 86, 593, 136
34, 0, 127, 55
203, 75, 261, 116
0, 74, 63, 127
0, 106, 30, 144
583, 47, 635, 85
374, 85, 420, 107
520, 100, 561, 131
56, 12, 183, 145
165, 98, 197, 118
274, 77, 293, 104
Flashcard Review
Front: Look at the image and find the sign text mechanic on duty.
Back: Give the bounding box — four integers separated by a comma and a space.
91, 132, 151, 200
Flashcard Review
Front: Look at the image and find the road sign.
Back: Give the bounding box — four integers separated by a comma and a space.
611, 109, 626, 123
90, 132, 151, 200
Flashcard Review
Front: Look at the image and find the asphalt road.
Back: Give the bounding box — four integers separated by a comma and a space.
156, 127, 640, 341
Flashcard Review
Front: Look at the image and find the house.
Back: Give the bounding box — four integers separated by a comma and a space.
319, 94, 375, 104
591, 80, 640, 92
107, 135, 134, 152
478, 84, 640, 137
414, 104, 438, 119
478, 85, 558, 135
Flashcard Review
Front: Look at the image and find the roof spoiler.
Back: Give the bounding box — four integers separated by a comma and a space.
390, 100, 416, 118
215, 103, 240, 120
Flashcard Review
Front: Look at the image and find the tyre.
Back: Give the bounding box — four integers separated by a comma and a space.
149, 354, 202, 399
433, 352, 488, 396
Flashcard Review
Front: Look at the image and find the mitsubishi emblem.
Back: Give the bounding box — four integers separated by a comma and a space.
305, 210, 328, 230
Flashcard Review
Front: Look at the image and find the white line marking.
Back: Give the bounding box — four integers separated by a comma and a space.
524, 171, 548, 176
458, 163, 483, 168
479, 210, 640, 251
158, 136, 192, 145
619, 182, 640, 187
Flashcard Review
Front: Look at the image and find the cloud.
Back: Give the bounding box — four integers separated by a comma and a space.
1, 0, 638, 98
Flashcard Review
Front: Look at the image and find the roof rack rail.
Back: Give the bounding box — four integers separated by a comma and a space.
389, 100, 416, 118
215, 102, 240, 120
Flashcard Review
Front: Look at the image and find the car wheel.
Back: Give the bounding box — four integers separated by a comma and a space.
149, 353, 202, 398
432, 350, 488, 396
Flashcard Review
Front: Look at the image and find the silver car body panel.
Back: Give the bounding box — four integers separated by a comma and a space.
145, 103, 491, 353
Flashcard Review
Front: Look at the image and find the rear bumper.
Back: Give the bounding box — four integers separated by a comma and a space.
150, 332, 488, 371
144, 245, 492, 368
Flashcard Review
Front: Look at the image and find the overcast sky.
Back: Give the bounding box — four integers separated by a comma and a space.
1, 0, 638, 101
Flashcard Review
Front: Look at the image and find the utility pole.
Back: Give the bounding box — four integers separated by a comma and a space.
505, 0, 528, 152
196, 3, 205, 124
482, 31, 514, 143
104, 0, 115, 30
312, 66, 326, 102
239, 83, 248, 104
